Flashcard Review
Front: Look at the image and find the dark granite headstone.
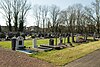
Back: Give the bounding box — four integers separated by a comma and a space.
19, 41, 22, 45
12, 37, 16, 50
71, 33, 75, 42
59, 37, 63, 44
49, 39, 54, 46
67, 35, 70, 43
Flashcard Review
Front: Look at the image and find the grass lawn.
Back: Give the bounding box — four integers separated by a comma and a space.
0, 39, 48, 48
30, 40, 100, 66
0, 37, 76, 48
0, 37, 100, 66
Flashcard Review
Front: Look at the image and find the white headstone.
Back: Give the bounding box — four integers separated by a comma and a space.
16, 36, 24, 50
33, 38, 38, 48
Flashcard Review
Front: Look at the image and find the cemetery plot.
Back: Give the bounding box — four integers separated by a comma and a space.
10, 34, 75, 52
12, 36, 37, 54
12, 36, 24, 50
33, 37, 73, 51
33, 38, 53, 51
75, 34, 87, 43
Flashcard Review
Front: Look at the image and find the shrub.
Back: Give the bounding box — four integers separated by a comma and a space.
0, 33, 6, 38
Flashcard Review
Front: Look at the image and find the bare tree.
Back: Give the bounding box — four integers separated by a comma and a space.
19, 0, 31, 32
41, 5, 48, 33
94, 0, 100, 33
0, 0, 12, 31
46, 18, 51, 33
33, 5, 42, 33
75, 4, 84, 33
67, 5, 77, 42
58, 10, 68, 33
50, 5, 60, 33
12, 0, 31, 32
49, 5, 60, 45
85, 0, 100, 34
12, 0, 22, 31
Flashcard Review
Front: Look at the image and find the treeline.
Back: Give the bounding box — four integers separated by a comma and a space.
0, 0, 100, 35
33, 0, 100, 34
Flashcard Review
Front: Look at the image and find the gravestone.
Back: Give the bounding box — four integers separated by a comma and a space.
64, 33, 66, 45
16, 36, 24, 50
12, 37, 17, 50
59, 37, 63, 44
33, 38, 38, 48
67, 35, 70, 43
49, 38, 54, 46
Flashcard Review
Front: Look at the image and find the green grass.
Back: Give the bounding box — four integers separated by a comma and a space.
0, 39, 49, 48
0, 37, 76, 48
0, 41, 11, 48
30, 40, 100, 66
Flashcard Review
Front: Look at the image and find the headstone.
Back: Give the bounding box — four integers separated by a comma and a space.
16, 36, 24, 50
49, 38, 54, 46
67, 35, 70, 43
12, 37, 16, 50
59, 37, 63, 44
64, 34, 66, 45
71, 33, 75, 42
33, 38, 38, 48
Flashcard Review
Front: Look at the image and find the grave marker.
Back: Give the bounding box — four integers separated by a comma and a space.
67, 35, 70, 43
16, 36, 24, 50
12, 37, 16, 50
49, 38, 54, 46
33, 38, 38, 48
59, 37, 63, 44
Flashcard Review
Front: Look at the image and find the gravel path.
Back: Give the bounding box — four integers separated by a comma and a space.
65, 49, 100, 67
0, 47, 55, 67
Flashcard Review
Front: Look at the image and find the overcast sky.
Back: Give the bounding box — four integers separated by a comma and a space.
0, 0, 95, 27
32, 0, 94, 9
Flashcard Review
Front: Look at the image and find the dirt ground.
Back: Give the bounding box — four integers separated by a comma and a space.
65, 49, 100, 67
0, 47, 56, 67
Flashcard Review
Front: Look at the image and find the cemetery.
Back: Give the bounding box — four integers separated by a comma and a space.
1, 0, 100, 67
0, 32, 100, 66
11, 34, 75, 52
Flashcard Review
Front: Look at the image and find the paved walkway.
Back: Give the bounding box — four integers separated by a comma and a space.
65, 49, 100, 67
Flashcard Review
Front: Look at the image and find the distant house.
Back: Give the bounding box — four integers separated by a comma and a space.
1, 26, 15, 32
26, 26, 41, 32
1, 26, 27, 32
1, 26, 9, 32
